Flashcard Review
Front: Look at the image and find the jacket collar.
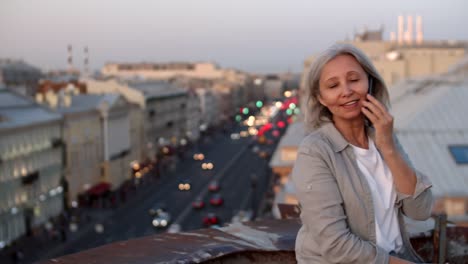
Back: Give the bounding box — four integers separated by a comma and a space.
320, 122, 348, 152
319, 122, 375, 153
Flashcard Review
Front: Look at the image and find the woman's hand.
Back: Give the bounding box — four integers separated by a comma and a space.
361, 94, 396, 154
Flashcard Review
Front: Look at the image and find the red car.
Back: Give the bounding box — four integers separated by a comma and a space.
208, 181, 220, 192
203, 213, 220, 227
192, 198, 205, 209
209, 194, 224, 206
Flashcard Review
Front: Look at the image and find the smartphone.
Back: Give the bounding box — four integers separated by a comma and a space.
368, 76, 374, 96
365, 76, 374, 127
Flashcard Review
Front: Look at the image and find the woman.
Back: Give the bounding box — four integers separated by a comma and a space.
292, 44, 433, 264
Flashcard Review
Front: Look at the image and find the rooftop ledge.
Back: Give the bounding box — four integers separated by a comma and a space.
40, 218, 468, 264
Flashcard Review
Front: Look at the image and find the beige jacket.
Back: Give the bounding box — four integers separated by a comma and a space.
292, 123, 433, 264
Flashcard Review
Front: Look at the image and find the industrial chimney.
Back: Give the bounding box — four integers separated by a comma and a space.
67, 45, 73, 73
84, 46, 89, 78
406, 15, 413, 45
416, 15, 424, 45
398, 15, 404, 45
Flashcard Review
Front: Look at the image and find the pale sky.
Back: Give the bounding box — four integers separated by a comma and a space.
1, 0, 467, 73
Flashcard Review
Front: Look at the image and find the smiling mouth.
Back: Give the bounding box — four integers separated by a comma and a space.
341, 100, 359, 106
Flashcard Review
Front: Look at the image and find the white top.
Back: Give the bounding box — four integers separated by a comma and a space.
351, 138, 403, 253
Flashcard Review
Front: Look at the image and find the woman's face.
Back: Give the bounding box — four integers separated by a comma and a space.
318, 54, 369, 124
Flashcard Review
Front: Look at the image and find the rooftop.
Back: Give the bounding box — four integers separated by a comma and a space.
0, 89, 62, 131
55, 94, 120, 114
390, 56, 468, 198
129, 81, 187, 100
39, 217, 468, 264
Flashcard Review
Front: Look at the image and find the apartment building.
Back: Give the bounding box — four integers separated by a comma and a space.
0, 88, 64, 245
129, 81, 188, 158
38, 91, 135, 206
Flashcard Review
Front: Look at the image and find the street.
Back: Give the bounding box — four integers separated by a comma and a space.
39, 124, 275, 261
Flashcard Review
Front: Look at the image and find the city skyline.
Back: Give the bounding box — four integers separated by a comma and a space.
1, 0, 467, 73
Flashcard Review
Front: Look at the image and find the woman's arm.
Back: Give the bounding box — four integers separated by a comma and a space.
292, 142, 389, 264
362, 95, 433, 220
379, 140, 417, 195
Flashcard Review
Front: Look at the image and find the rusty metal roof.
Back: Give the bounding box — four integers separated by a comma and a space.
39, 218, 468, 264
40, 219, 300, 264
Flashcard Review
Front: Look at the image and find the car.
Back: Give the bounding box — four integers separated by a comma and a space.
208, 180, 220, 192
209, 194, 224, 206
240, 131, 249, 137
251, 145, 260, 153
230, 133, 240, 140
202, 213, 220, 227
152, 211, 171, 228
192, 197, 205, 209
178, 179, 191, 191
259, 150, 270, 159
148, 202, 167, 217
193, 153, 205, 161
201, 162, 214, 170
167, 223, 181, 233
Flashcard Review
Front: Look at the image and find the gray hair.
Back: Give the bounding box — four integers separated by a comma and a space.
305, 43, 390, 130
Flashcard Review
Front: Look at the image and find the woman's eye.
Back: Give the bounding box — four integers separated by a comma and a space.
329, 84, 338, 88
350, 79, 359, 82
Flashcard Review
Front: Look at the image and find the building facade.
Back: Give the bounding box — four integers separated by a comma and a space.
195, 88, 220, 129
0, 88, 64, 246
49, 92, 135, 206
185, 89, 201, 142
101, 62, 224, 80
130, 81, 188, 159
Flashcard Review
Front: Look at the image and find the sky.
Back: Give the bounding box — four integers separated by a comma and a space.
1, 0, 467, 74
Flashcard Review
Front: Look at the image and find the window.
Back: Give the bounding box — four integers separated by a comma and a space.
448, 145, 468, 164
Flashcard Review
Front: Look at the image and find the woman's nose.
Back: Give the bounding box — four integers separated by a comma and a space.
342, 83, 353, 96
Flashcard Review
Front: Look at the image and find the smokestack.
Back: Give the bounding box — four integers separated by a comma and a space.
398, 15, 404, 45
406, 15, 413, 45
84, 46, 89, 78
416, 15, 423, 45
67, 45, 73, 73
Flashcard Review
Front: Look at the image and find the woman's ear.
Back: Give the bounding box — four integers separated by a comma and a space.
317, 94, 326, 107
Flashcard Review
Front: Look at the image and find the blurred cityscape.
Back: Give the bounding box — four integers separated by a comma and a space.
1, 13, 468, 264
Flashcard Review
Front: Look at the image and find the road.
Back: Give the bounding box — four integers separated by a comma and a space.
46, 125, 275, 259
